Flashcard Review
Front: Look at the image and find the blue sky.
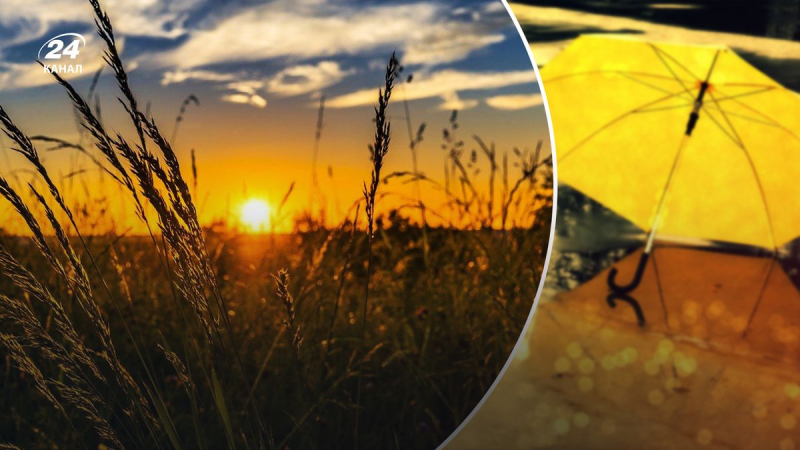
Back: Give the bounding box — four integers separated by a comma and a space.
0, 0, 542, 110
0, 0, 549, 228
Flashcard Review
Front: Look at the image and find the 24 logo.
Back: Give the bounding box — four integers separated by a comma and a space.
39, 33, 86, 74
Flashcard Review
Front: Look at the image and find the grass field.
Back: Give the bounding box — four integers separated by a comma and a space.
0, 1, 552, 448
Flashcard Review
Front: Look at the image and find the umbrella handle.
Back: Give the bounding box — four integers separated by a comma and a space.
607, 252, 650, 294
606, 292, 646, 327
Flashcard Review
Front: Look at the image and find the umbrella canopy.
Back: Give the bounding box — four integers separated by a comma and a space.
541, 35, 800, 250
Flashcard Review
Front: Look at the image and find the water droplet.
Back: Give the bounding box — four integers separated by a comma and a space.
696, 428, 713, 446
665, 377, 681, 391
578, 358, 595, 374
785, 383, 800, 399
573, 412, 590, 428
677, 357, 697, 377
648, 389, 665, 406
554, 418, 570, 435
623, 347, 639, 362
567, 342, 583, 359
644, 360, 660, 376
706, 301, 725, 320
601, 419, 616, 435
554, 357, 571, 373
780, 414, 797, 430
578, 376, 594, 393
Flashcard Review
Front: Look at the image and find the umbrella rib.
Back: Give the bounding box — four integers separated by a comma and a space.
700, 54, 777, 250
618, 72, 682, 96
706, 90, 778, 251
710, 86, 776, 102
699, 109, 741, 147
633, 102, 695, 114
703, 94, 745, 149
720, 111, 781, 127
653, 44, 704, 82
703, 50, 722, 82
648, 44, 700, 102
709, 87, 800, 141
544, 70, 694, 84
715, 82, 779, 88
560, 89, 692, 162
703, 104, 781, 127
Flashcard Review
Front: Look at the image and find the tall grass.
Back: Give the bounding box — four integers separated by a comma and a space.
355, 52, 397, 448
309, 95, 326, 222
0, 1, 552, 448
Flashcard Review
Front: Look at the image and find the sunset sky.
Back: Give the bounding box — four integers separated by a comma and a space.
0, 0, 550, 233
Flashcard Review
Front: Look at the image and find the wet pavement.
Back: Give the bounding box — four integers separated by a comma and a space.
447, 248, 800, 449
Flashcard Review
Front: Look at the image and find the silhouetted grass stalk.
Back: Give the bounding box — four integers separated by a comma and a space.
400, 82, 430, 264
354, 52, 397, 448
310, 95, 326, 221
171, 94, 200, 147
88, 0, 267, 438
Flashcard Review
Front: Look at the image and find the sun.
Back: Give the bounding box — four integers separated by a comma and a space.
240, 198, 271, 233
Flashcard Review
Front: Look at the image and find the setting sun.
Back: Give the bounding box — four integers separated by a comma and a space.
240, 198, 271, 232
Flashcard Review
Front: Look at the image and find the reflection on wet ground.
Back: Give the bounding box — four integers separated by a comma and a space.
449, 302, 799, 449
447, 246, 800, 449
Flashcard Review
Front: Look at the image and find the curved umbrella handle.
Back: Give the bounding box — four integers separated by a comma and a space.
607, 252, 650, 294
606, 292, 646, 327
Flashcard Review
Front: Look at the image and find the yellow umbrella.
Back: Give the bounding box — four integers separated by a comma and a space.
541, 35, 800, 325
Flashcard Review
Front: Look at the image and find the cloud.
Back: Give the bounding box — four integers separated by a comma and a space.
161, 68, 272, 108
267, 61, 353, 96
327, 69, 537, 108
160, 73, 269, 108
483, 2, 508, 14
161, 60, 355, 107
161, 69, 237, 85
0, 0, 198, 45
227, 80, 264, 96
157, 1, 506, 69
439, 92, 478, 111
485, 93, 543, 110
404, 31, 504, 66
0, 0, 512, 92
219, 79, 269, 108
221, 93, 267, 108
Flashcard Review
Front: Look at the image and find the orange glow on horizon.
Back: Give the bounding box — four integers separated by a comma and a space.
240, 198, 271, 233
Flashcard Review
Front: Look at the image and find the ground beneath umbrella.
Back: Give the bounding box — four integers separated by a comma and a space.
447, 254, 800, 449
